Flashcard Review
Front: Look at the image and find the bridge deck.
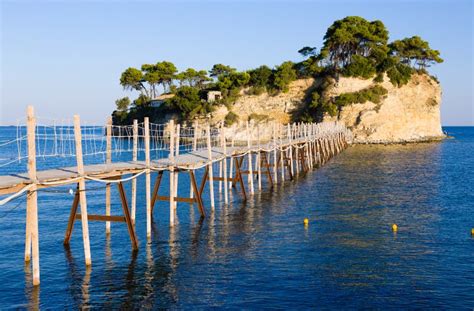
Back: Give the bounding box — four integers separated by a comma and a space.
0, 142, 302, 195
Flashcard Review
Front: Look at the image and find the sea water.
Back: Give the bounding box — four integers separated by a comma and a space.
0, 127, 472, 308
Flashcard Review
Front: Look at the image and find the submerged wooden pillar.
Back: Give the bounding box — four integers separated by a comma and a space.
25, 105, 40, 285
221, 123, 228, 204
105, 116, 112, 234
144, 117, 151, 238
206, 124, 215, 209
228, 137, 235, 190
190, 120, 198, 199
272, 122, 278, 184
173, 124, 180, 214
131, 119, 138, 225
73, 114, 92, 267
169, 120, 176, 226
257, 124, 262, 191
280, 124, 285, 181
287, 124, 294, 177
246, 121, 254, 195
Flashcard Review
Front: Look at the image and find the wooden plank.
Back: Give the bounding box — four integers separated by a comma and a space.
75, 214, 126, 222
156, 195, 196, 203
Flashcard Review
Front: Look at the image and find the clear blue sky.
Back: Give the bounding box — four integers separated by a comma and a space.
1, 0, 472, 125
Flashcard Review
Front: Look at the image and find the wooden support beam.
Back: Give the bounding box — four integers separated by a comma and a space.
221, 123, 228, 204
189, 170, 205, 217
64, 184, 79, 245
169, 120, 176, 226
246, 121, 254, 195
190, 120, 198, 199
73, 114, 92, 267
272, 122, 278, 185
151, 171, 164, 214
65, 181, 138, 250
257, 124, 262, 191
105, 116, 112, 234
173, 124, 180, 214
144, 117, 151, 237
117, 181, 138, 250
131, 119, 138, 225
25, 105, 40, 286
75, 214, 126, 222
206, 124, 215, 209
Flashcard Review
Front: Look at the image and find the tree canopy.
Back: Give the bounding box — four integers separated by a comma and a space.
320, 16, 389, 71
273, 61, 297, 93
389, 36, 443, 69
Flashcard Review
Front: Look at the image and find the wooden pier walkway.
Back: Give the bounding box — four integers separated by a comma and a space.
0, 106, 351, 285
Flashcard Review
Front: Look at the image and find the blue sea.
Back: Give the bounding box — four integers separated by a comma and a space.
0, 126, 473, 309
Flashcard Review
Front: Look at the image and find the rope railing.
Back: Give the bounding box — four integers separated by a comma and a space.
0, 116, 351, 174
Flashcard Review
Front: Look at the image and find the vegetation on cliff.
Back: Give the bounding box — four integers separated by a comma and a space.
112, 16, 442, 125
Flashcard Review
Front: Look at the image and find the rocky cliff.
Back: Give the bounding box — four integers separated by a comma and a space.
212, 73, 444, 144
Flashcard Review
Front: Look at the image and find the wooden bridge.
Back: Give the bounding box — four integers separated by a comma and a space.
0, 106, 352, 285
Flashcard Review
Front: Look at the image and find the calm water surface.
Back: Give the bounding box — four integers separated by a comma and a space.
0, 127, 473, 309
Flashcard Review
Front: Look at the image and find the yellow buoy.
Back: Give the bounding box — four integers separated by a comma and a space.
304, 218, 309, 225
392, 224, 398, 232
471, 228, 474, 236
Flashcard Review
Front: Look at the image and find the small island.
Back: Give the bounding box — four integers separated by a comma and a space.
113, 16, 444, 143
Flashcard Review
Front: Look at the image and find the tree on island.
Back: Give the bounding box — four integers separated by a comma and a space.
389, 36, 443, 69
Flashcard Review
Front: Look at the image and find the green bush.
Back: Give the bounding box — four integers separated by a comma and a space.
247, 86, 266, 96
273, 61, 297, 92
248, 113, 269, 122
334, 85, 388, 106
373, 73, 384, 83
386, 63, 413, 87
224, 111, 239, 126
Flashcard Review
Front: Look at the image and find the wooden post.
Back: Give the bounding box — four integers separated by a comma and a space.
131, 119, 138, 224
228, 137, 234, 190
272, 122, 278, 184
173, 124, 180, 213
206, 124, 215, 209
169, 120, 175, 226
144, 117, 151, 237
105, 116, 112, 234
287, 124, 294, 177
257, 124, 262, 191
218, 160, 223, 193
246, 121, 254, 194
73, 114, 92, 267
280, 124, 285, 181
25, 106, 40, 285
294, 123, 299, 174
190, 120, 198, 199
221, 123, 228, 204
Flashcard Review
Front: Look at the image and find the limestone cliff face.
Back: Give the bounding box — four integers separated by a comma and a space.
213, 74, 444, 144
323, 74, 444, 143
